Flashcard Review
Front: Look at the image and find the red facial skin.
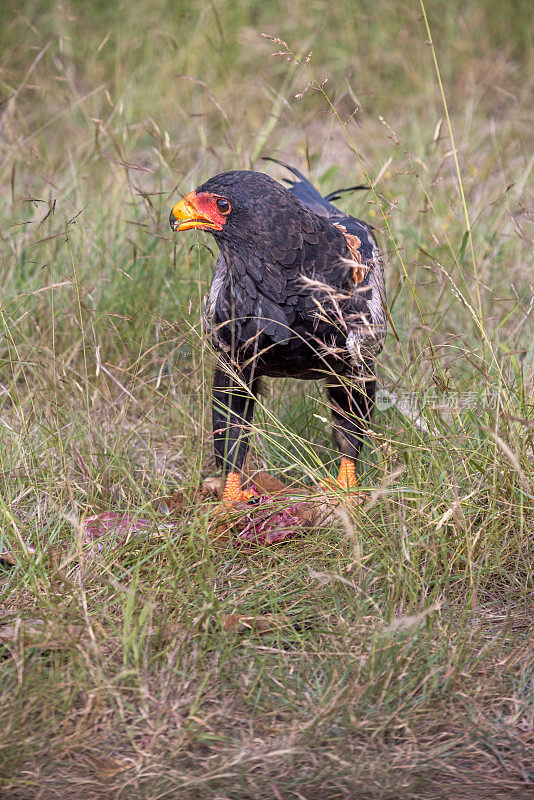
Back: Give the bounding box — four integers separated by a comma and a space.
170, 190, 230, 232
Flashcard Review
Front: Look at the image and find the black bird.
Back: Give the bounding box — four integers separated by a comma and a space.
170, 162, 386, 505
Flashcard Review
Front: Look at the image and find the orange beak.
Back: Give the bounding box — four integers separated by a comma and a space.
169, 190, 223, 232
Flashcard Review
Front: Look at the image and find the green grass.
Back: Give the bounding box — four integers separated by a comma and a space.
0, 1, 533, 798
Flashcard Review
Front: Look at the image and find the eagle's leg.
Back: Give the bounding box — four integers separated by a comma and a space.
324, 368, 375, 491
212, 366, 258, 507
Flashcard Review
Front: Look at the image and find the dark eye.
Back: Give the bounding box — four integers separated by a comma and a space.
216, 198, 231, 214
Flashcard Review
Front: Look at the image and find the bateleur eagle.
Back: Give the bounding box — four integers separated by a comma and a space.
170, 162, 386, 506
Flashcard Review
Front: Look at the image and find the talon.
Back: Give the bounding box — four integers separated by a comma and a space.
221, 471, 252, 507
320, 458, 360, 497
335, 457, 357, 490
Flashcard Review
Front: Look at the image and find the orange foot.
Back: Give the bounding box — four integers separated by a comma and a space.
208, 471, 255, 542
320, 457, 361, 498
221, 471, 254, 507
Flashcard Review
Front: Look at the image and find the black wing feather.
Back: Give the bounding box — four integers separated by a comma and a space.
263, 157, 368, 221
324, 185, 368, 201
262, 157, 347, 221
263, 156, 376, 259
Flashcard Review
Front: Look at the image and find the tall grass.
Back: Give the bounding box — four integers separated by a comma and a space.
0, 1, 533, 798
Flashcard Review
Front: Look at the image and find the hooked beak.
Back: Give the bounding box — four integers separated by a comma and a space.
169, 190, 223, 232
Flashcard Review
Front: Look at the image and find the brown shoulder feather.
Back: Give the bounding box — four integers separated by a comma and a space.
333, 223, 367, 285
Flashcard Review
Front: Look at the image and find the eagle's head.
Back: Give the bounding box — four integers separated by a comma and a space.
169, 170, 321, 260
